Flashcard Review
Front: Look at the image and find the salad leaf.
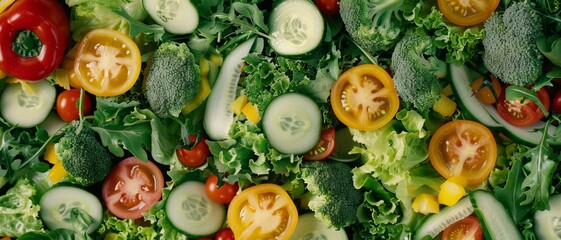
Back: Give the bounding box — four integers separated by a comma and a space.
0, 178, 43, 237
0, 125, 49, 182
97, 212, 157, 240
494, 159, 533, 224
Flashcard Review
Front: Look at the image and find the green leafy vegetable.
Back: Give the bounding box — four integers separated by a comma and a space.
0, 178, 43, 237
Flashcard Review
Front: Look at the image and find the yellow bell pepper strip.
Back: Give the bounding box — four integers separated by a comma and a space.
433, 94, 457, 117
438, 176, 468, 206
44, 143, 68, 184
231, 94, 249, 115
0, 0, 15, 14
181, 58, 213, 114
0, 0, 70, 81
412, 194, 440, 215
44, 143, 59, 165
241, 102, 261, 124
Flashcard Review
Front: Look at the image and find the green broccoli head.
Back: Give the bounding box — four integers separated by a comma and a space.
300, 160, 363, 229
482, 2, 543, 86
144, 42, 201, 118
340, 0, 417, 54
390, 35, 446, 111
55, 121, 113, 186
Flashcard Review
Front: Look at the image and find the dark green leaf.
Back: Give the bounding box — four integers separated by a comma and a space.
494, 160, 532, 224
90, 123, 151, 160
150, 117, 181, 165
231, 2, 269, 32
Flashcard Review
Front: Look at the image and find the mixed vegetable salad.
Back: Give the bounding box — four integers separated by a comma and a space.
1, 0, 561, 239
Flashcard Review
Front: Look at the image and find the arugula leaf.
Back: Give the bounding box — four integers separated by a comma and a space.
494, 159, 533, 224
150, 117, 181, 165
0, 126, 49, 181
505, 85, 549, 117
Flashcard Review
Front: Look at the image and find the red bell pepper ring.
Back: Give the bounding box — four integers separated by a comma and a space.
0, 0, 70, 81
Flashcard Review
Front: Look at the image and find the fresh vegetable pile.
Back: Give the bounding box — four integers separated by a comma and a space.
1, 0, 561, 239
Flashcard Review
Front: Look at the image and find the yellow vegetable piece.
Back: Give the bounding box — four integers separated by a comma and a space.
231, 94, 248, 115
438, 178, 466, 206
242, 102, 261, 124
448, 175, 468, 187
433, 94, 457, 117
49, 162, 68, 184
0, 70, 6, 79
54, 68, 71, 90
200, 58, 210, 78
441, 84, 453, 96
0, 0, 15, 13
412, 194, 440, 215
209, 53, 223, 67
181, 75, 212, 114
44, 143, 60, 165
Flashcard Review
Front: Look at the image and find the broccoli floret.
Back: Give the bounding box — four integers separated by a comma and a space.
144, 42, 201, 118
300, 161, 363, 229
339, 0, 417, 54
55, 121, 112, 186
390, 35, 446, 111
482, 2, 544, 86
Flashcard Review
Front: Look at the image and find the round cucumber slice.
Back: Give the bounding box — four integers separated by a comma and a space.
269, 0, 324, 56
39, 186, 103, 234
535, 194, 561, 240
143, 0, 199, 34
263, 93, 322, 154
166, 181, 226, 237
1, 80, 56, 128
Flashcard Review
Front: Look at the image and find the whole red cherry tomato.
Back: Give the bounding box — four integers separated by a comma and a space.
315, 0, 339, 15
176, 135, 210, 168
56, 88, 92, 122
215, 228, 235, 240
553, 89, 561, 113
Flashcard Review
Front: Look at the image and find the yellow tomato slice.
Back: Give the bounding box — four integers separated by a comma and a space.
438, 0, 500, 26
74, 29, 141, 97
227, 183, 298, 240
428, 120, 497, 185
330, 64, 399, 131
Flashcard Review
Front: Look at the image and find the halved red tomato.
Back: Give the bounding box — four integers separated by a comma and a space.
496, 86, 550, 127
429, 120, 497, 185
442, 215, 483, 240
438, 0, 500, 26
102, 157, 164, 219
330, 64, 399, 131
303, 127, 335, 161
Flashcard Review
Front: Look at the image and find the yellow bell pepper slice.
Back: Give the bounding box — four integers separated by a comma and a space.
44, 143, 60, 165
438, 177, 467, 206
241, 102, 261, 124
412, 193, 440, 215
231, 94, 248, 115
49, 162, 68, 184
433, 94, 457, 117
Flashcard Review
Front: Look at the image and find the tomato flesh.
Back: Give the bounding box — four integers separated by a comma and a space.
102, 157, 164, 219
496, 87, 550, 127
438, 0, 499, 26
442, 215, 483, 240
56, 88, 92, 122
330, 64, 400, 131
303, 127, 335, 161
429, 120, 497, 185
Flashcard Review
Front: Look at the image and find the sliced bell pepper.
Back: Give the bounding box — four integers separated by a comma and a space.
0, 0, 70, 81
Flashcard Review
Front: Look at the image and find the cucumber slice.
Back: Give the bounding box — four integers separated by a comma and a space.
414, 196, 473, 240
449, 64, 501, 128
38, 112, 66, 137
143, 0, 199, 34
269, 0, 324, 56
204, 37, 255, 140
482, 104, 558, 146
1, 80, 56, 128
39, 186, 103, 234
290, 213, 348, 240
469, 190, 523, 240
166, 181, 226, 237
535, 194, 561, 240
262, 93, 322, 154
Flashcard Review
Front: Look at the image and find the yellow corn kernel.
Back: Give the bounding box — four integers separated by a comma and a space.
49, 162, 68, 184
412, 194, 440, 215
0, 0, 15, 14
433, 94, 457, 117
438, 178, 466, 206
44, 143, 60, 165
441, 84, 453, 97
242, 102, 261, 124
231, 94, 248, 116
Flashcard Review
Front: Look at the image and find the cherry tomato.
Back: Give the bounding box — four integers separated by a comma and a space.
56, 88, 92, 122
102, 157, 164, 219
227, 184, 298, 240
315, 0, 339, 15
442, 215, 483, 240
330, 64, 400, 131
205, 174, 239, 204
470, 75, 501, 104
429, 120, 497, 185
177, 135, 211, 168
215, 228, 235, 240
496, 86, 550, 127
553, 89, 561, 113
303, 127, 336, 161
438, 0, 499, 26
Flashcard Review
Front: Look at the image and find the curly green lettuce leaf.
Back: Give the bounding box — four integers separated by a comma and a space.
97, 212, 157, 240
0, 178, 43, 237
